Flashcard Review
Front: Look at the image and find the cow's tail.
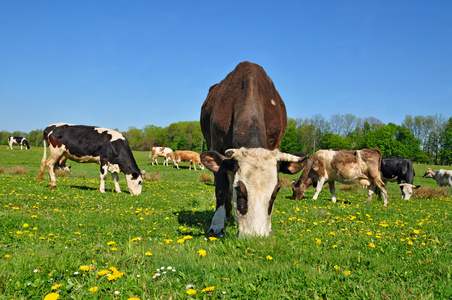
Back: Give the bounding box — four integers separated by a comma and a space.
37, 139, 47, 180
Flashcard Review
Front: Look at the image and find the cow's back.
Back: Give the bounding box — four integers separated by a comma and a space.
201, 61, 286, 153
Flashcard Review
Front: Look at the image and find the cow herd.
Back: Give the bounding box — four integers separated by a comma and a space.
6, 61, 452, 238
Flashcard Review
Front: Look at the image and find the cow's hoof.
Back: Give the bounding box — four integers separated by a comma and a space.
207, 228, 224, 237
49, 185, 56, 190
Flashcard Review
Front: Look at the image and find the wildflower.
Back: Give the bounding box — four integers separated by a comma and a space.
51, 284, 62, 290
97, 269, 111, 276
4, 255, 11, 258
202, 286, 215, 292
107, 267, 124, 281
177, 239, 185, 244
89, 286, 99, 292
79, 265, 92, 272
186, 289, 197, 295
344, 270, 351, 276
413, 229, 420, 234
368, 243, 376, 248
23, 223, 29, 228
406, 251, 412, 254
266, 255, 273, 260
332, 245, 338, 248
313, 222, 318, 225
44, 293, 60, 300
208, 237, 217, 241
110, 247, 118, 251
334, 265, 339, 270
183, 235, 193, 240
145, 251, 152, 256
128, 298, 140, 300
197, 249, 207, 257
366, 231, 372, 236
329, 232, 335, 236
107, 241, 116, 246
315, 238, 321, 245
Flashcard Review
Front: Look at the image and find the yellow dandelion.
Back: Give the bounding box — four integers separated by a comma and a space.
4, 255, 11, 258
177, 239, 185, 244
202, 286, 215, 292
208, 237, 217, 241
79, 265, 92, 272
51, 284, 62, 290
186, 289, 197, 295
344, 270, 351, 276
23, 223, 29, 228
315, 238, 321, 245
266, 255, 273, 260
334, 265, 339, 270
145, 251, 152, 256
107, 241, 116, 246
89, 286, 99, 292
197, 249, 207, 257
368, 243, 376, 248
97, 269, 111, 276
44, 293, 60, 300
183, 235, 193, 240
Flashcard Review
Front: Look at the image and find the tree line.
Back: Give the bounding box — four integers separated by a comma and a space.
2, 114, 452, 165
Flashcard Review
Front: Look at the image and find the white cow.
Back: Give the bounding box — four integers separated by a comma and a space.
422, 168, 452, 196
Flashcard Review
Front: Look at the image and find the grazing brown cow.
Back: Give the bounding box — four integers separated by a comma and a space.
173, 150, 204, 170
291, 148, 389, 206
200, 61, 307, 237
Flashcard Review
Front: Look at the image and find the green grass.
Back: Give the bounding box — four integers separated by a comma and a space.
0, 147, 451, 299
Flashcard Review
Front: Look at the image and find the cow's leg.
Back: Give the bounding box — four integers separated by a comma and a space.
372, 180, 388, 206
208, 172, 231, 236
111, 172, 122, 193
329, 181, 337, 203
366, 184, 376, 203
99, 161, 108, 193
193, 161, 197, 171
45, 150, 63, 189
313, 177, 326, 200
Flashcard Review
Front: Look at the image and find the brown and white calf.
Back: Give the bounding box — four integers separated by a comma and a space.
422, 168, 452, 196
174, 150, 204, 170
150, 146, 174, 166
8, 136, 30, 150
291, 148, 389, 206
37, 123, 145, 195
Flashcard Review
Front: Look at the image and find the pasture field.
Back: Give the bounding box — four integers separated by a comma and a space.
0, 147, 451, 299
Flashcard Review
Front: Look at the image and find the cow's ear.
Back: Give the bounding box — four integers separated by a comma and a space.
201, 151, 226, 173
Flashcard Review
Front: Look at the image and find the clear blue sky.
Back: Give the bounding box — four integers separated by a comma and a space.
1, 1, 451, 133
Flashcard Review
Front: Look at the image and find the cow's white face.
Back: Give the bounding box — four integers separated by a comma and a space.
399, 183, 419, 200
125, 171, 145, 195
230, 148, 280, 237
400, 183, 413, 200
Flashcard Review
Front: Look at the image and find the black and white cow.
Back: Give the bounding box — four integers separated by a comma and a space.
37, 123, 145, 195
380, 157, 420, 200
8, 136, 31, 150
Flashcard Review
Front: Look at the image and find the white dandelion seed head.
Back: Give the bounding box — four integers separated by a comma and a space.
114, 291, 120, 295
186, 284, 194, 290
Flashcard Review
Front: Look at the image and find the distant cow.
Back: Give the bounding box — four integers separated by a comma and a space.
291, 148, 389, 206
200, 61, 307, 237
174, 150, 204, 170
379, 157, 420, 200
8, 136, 30, 150
150, 146, 174, 166
423, 168, 452, 196
37, 123, 145, 195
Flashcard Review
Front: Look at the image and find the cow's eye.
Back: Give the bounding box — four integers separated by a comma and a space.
138, 181, 142, 185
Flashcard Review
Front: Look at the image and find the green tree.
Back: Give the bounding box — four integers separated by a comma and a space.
280, 125, 301, 153
440, 118, 452, 165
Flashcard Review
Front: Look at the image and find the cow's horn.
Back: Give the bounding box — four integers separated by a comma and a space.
278, 152, 305, 162
225, 149, 237, 158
